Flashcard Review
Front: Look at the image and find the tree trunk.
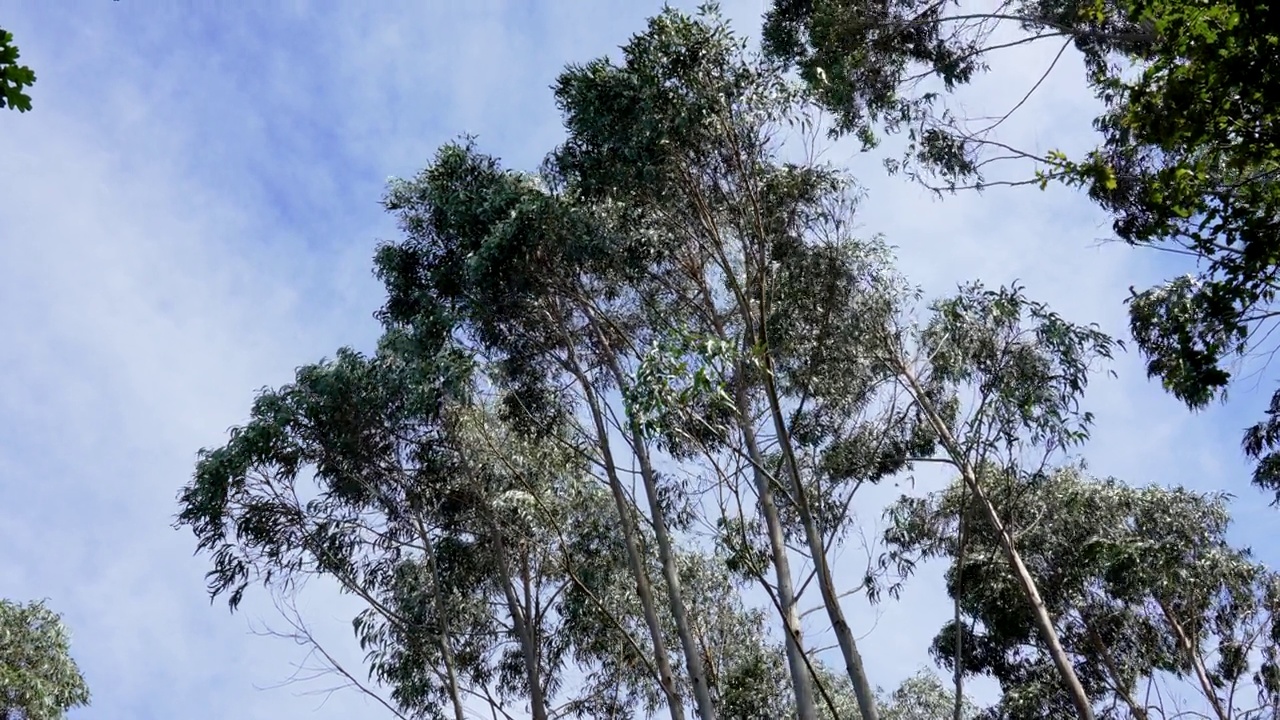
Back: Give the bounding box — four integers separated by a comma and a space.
1083, 620, 1148, 720
591, 322, 718, 720
416, 520, 468, 720
897, 362, 1096, 720
490, 522, 550, 720
759, 370, 881, 720
952, 493, 969, 720
1158, 599, 1228, 720
566, 349, 689, 720
675, 265, 818, 720
731, 384, 821, 720
626, 408, 720, 720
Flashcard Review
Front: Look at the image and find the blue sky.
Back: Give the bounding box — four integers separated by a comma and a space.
0, 1, 1274, 718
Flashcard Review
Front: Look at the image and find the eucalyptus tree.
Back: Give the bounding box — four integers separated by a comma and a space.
177, 328, 711, 720
881, 670, 980, 720
0, 599, 90, 720
180, 340, 527, 719
372, 9, 902, 717
906, 283, 1120, 716
176, 325, 792, 720
556, 11, 1119, 718
760, 0, 1280, 506
543, 10, 933, 718
376, 139, 708, 719
182, 5, 1133, 719
885, 467, 1280, 719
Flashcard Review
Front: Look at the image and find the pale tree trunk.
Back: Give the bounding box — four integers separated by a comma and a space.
739, 136, 883, 720
483, 426, 672, 700
564, 343, 689, 720
489, 522, 550, 720
896, 361, 1096, 720
1083, 621, 1148, 720
732, 384, 821, 720
687, 201, 877, 717
679, 117, 874, 719
625, 407, 719, 720
952, 492, 969, 720
677, 263, 819, 720
1158, 599, 1229, 720
415, 520, 468, 720
760, 373, 881, 720
594, 335, 718, 720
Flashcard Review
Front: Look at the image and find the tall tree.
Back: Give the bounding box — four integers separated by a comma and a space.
182, 6, 1133, 720
1, 599, 91, 720
180, 327, 707, 719
873, 282, 1118, 720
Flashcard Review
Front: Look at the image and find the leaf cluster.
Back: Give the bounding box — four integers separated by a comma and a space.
764, 0, 1280, 506
0, 599, 90, 720
0, 28, 35, 113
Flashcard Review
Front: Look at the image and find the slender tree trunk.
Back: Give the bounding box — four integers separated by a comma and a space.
952, 494, 969, 720
589, 319, 718, 720
759, 370, 881, 720
731, 383, 820, 720
704, 104, 880, 715
489, 523, 550, 720
626, 407, 719, 720
1083, 621, 1148, 720
1159, 599, 1229, 720
676, 267, 818, 720
417, 521, 468, 720
565, 349, 689, 720
896, 361, 1096, 720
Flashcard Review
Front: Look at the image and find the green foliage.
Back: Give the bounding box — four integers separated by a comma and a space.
179, 5, 1216, 719
553, 4, 795, 205
625, 326, 739, 459
880, 670, 980, 720
808, 667, 983, 720
885, 468, 1280, 719
174, 292, 777, 718
765, 0, 1280, 504
922, 282, 1119, 453
177, 337, 469, 608
176, 335, 592, 715
1067, 0, 1280, 458
1, 600, 90, 720
761, 0, 983, 147
0, 28, 35, 113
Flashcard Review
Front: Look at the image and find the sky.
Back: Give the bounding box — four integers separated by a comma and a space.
0, 1, 1275, 718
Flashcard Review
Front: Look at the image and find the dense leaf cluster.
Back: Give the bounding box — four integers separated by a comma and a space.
887, 468, 1280, 719
0, 600, 90, 720
0, 28, 35, 113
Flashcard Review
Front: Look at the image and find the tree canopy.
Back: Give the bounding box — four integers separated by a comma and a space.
887, 468, 1280, 719
173, 5, 1280, 720
763, 0, 1280, 506
0, 599, 91, 720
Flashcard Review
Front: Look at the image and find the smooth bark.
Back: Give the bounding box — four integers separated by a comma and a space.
490, 522, 550, 720
760, 368, 881, 720
591, 317, 718, 720
564, 343, 689, 720
897, 361, 1096, 720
